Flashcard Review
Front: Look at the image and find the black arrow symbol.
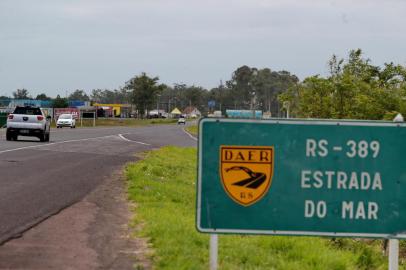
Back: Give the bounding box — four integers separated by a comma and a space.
225, 166, 267, 189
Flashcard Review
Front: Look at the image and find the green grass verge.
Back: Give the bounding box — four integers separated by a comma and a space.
50, 118, 177, 128
185, 125, 198, 136
126, 147, 391, 270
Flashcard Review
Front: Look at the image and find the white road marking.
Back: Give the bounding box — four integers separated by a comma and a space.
117, 134, 151, 145
0, 135, 117, 154
182, 127, 198, 141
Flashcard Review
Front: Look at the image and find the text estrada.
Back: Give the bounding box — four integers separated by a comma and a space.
301, 170, 382, 190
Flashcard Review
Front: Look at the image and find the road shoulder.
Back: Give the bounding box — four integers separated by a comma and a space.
0, 167, 150, 270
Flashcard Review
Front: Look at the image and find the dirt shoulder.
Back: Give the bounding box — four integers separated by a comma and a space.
0, 167, 150, 270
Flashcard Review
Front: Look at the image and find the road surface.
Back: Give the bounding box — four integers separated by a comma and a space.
0, 124, 196, 245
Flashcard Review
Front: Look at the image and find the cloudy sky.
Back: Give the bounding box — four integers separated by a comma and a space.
0, 0, 405, 97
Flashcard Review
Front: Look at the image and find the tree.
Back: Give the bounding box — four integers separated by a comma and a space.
208, 82, 233, 113
252, 69, 299, 116
52, 95, 68, 108
13, 89, 30, 99
0, 96, 10, 107
279, 49, 406, 120
90, 88, 130, 104
36, 93, 52, 101
225, 66, 298, 116
68, 89, 89, 101
227, 65, 257, 109
126, 73, 164, 117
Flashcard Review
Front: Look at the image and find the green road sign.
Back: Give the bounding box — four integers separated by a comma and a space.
197, 118, 406, 238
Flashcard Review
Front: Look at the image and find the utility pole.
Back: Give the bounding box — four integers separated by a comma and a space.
156, 94, 161, 114
251, 91, 256, 119
283, 101, 290, 119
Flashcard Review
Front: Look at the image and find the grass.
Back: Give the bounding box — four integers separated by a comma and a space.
185, 125, 198, 136
126, 147, 393, 270
50, 118, 177, 128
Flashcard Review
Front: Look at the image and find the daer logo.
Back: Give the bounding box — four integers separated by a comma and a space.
220, 146, 274, 206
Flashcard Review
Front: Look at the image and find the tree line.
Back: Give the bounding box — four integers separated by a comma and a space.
0, 66, 298, 117
2, 49, 405, 120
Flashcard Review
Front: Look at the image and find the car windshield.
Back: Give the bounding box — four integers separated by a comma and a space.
13, 107, 42, 115
59, 115, 72, 119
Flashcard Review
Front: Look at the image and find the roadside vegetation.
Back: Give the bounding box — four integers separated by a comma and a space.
50, 118, 176, 128
4, 49, 405, 122
279, 49, 406, 120
185, 125, 198, 136
76, 118, 177, 127
126, 147, 394, 270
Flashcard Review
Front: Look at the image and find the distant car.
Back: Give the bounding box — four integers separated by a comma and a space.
6, 106, 51, 142
178, 116, 186, 125
56, 114, 76, 128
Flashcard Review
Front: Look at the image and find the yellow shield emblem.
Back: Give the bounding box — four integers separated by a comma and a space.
220, 146, 274, 206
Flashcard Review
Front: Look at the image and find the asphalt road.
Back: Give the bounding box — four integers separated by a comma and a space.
0, 124, 196, 244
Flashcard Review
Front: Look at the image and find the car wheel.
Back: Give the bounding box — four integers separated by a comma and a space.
12, 135, 18, 141
6, 130, 12, 141
40, 131, 46, 142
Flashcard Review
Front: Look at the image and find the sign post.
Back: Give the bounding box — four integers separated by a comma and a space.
389, 239, 399, 270
197, 118, 406, 268
389, 114, 403, 270
209, 234, 218, 270
81, 111, 96, 127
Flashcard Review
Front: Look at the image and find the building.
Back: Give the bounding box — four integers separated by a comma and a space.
93, 103, 132, 117
183, 106, 201, 118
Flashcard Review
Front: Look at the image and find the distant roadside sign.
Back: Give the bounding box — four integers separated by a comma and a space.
54, 108, 80, 119
208, 100, 216, 108
197, 118, 406, 238
82, 112, 95, 119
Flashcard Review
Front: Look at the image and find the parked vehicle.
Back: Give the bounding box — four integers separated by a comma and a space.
6, 106, 51, 142
56, 114, 76, 128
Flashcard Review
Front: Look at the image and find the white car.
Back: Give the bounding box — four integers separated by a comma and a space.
178, 116, 186, 125
57, 114, 76, 128
6, 106, 51, 142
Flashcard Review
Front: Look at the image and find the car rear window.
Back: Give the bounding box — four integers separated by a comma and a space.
13, 107, 42, 115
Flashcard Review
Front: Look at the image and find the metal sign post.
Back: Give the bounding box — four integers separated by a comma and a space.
389, 114, 403, 270
209, 234, 218, 270
389, 239, 399, 270
81, 112, 96, 127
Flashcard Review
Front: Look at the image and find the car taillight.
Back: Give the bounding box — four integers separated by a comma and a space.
37, 116, 44, 121
8, 114, 13, 119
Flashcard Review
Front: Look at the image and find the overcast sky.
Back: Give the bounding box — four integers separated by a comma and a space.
1, 0, 405, 97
